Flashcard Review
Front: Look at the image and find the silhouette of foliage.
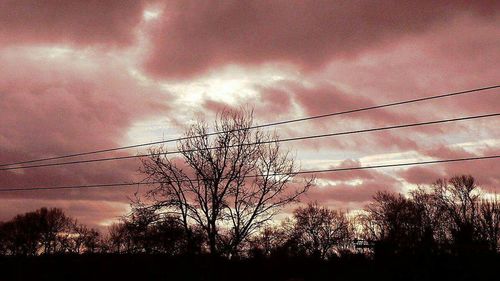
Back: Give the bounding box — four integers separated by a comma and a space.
360, 175, 500, 256
139, 109, 312, 256
0, 207, 101, 255
107, 204, 203, 255
292, 203, 352, 259
1, 175, 499, 281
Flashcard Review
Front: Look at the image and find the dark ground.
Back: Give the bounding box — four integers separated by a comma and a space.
1, 253, 499, 281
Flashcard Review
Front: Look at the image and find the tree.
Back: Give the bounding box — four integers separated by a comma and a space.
0, 222, 6, 255
0, 213, 42, 256
360, 175, 500, 256
65, 224, 101, 254
248, 219, 298, 258
431, 175, 482, 252
0, 207, 79, 255
362, 191, 439, 256
108, 222, 131, 253
293, 203, 351, 259
107, 205, 201, 255
37, 207, 74, 255
106, 208, 156, 254
477, 197, 500, 252
140, 109, 311, 256
123, 204, 158, 254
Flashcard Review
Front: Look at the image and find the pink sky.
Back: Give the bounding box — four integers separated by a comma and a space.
0, 0, 499, 229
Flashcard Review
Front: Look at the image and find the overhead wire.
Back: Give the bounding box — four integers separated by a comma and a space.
1, 85, 498, 167
0, 112, 497, 171
0, 155, 498, 192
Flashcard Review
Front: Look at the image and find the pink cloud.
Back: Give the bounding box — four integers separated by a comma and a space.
399, 146, 500, 190
258, 81, 418, 125
256, 86, 292, 116
202, 99, 238, 115
248, 81, 430, 153
399, 166, 445, 186
0, 0, 149, 47
144, 0, 498, 79
299, 159, 402, 207
305, 178, 401, 209
322, 14, 500, 112
0, 198, 127, 230
313, 159, 379, 182
0, 50, 169, 213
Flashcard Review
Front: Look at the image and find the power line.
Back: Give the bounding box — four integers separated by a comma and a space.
0, 112, 498, 171
0, 155, 498, 192
1, 85, 498, 168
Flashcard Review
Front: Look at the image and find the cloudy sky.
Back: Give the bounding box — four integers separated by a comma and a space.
0, 0, 498, 229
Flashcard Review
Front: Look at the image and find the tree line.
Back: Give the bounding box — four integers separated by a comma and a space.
1, 174, 499, 258
1, 109, 498, 259
0, 207, 99, 256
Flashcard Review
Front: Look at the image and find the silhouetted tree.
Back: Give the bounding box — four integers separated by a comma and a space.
108, 222, 131, 253
360, 175, 500, 256
2, 173, 497, 267
477, 197, 500, 252
107, 205, 202, 255
363, 191, 440, 256
0, 207, 103, 256
431, 175, 483, 253
36, 208, 74, 254
124, 205, 158, 253
408, 186, 447, 249
140, 109, 311, 256
293, 203, 351, 259
1, 209, 46, 255
64, 224, 102, 254
0, 222, 6, 255
248, 219, 299, 258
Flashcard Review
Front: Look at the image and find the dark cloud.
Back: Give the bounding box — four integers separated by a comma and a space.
0, 0, 149, 47
0, 51, 169, 204
144, 0, 498, 79
399, 146, 500, 190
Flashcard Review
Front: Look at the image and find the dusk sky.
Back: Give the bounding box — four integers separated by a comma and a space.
0, 0, 498, 229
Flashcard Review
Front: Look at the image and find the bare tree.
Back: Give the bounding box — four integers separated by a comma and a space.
248, 219, 297, 257
0, 207, 84, 256
140, 109, 311, 256
0, 214, 41, 256
478, 196, 500, 252
106, 206, 158, 254
0, 222, 6, 256
362, 191, 439, 256
65, 224, 101, 254
431, 175, 481, 251
360, 175, 500, 256
37, 208, 74, 255
293, 203, 351, 259
108, 222, 131, 253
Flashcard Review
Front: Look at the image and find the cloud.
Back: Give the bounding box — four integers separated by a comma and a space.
0, 198, 128, 230
0, 0, 149, 47
258, 81, 418, 125
305, 178, 401, 210
143, 0, 498, 79
399, 145, 500, 190
251, 81, 427, 153
302, 159, 402, 209
0, 48, 169, 206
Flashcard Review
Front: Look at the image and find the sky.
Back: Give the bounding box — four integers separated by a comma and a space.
0, 0, 499, 229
